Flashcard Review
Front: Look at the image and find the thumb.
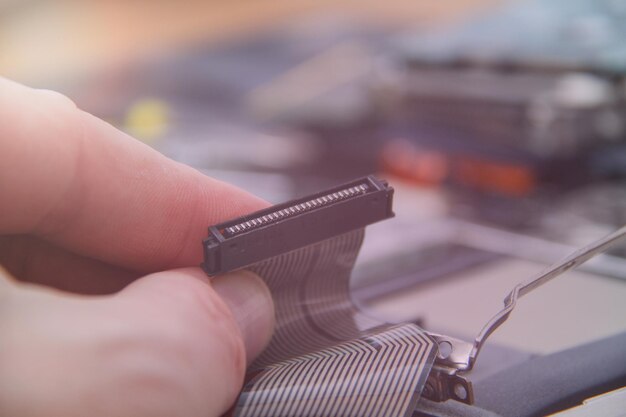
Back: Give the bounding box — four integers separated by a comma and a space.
211, 270, 276, 365
0, 267, 274, 417
117, 267, 275, 415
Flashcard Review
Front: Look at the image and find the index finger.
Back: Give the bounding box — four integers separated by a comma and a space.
0, 78, 267, 272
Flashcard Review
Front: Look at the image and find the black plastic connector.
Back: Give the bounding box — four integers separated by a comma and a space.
202, 175, 394, 275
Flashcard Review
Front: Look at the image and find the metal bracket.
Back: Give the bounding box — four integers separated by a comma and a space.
422, 333, 475, 404
423, 367, 474, 404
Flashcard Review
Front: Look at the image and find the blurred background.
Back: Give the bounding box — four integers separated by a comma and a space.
3, 0, 626, 393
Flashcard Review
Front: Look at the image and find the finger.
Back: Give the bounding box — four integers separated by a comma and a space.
115, 268, 275, 413
0, 235, 139, 294
0, 268, 274, 417
0, 77, 267, 273
120, 268, 275, 367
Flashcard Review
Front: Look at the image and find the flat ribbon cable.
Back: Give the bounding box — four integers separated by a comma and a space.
203, 176, 437, 417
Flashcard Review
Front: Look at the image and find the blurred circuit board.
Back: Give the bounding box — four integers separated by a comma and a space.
70, 0, 626, 204
67, 0, 626, 272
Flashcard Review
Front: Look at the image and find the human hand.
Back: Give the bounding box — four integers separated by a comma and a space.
0, 78, 275, 417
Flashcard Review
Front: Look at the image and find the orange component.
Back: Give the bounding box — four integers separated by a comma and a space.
380, 139, 536, 197
454, 158, 536, 197
380, 140, 448, 186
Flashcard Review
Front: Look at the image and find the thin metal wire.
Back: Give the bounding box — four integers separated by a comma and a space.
467, 224, 626, 370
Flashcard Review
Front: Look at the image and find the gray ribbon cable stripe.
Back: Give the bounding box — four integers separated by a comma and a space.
236, 230, 436, 417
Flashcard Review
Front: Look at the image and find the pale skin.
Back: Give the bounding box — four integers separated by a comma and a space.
0, 77, 275, 417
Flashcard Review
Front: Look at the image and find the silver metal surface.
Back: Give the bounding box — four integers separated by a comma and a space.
424, 333, 475, 404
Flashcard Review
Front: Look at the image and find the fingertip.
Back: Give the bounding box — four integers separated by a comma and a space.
211, 270, 275, 364
120, 267, 275, 366
117, 268, 251, 413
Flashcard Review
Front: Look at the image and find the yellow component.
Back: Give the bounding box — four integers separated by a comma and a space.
124, 98, 169, 142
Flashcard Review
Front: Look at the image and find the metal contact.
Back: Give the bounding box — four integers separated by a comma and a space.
224, 183, 370, 236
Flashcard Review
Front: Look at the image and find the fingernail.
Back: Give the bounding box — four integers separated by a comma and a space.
211, 271, 275, 364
